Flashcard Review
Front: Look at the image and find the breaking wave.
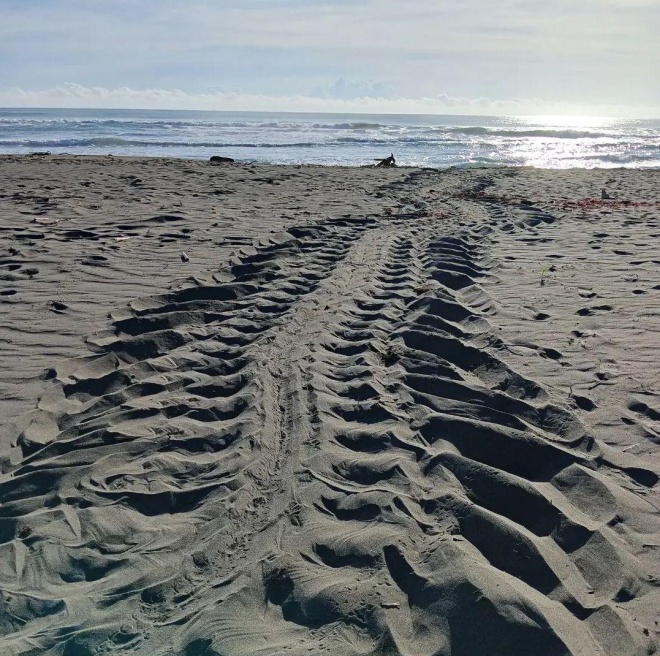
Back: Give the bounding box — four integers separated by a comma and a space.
0, 108, 658, 167
0, 138, 326, 149
446, 126, 616, 139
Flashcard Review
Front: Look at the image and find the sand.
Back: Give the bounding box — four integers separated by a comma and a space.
0, 155, 659, 656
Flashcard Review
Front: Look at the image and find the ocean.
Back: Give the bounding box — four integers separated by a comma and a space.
1, 107, 658, 168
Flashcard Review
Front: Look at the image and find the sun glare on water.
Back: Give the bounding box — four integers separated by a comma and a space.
518, 115, 616, 129
494, 115, 624, 168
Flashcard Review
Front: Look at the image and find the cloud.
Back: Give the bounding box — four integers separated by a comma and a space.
1, 82, 658, 118
0, 0, 657, 112
311, 78, 396, 100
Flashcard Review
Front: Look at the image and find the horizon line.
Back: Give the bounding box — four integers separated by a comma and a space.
2, 106, 653, 122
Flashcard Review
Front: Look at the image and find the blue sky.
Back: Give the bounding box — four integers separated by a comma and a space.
0, 0, 658, 116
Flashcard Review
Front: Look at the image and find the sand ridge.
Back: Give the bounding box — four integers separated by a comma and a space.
0, 157, 659, 655
0, 155, 408, 421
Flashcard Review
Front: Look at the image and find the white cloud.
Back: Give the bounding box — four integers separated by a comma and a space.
0, 1, 657, 113
311, 78, 396, 100
1, 83, 657, 119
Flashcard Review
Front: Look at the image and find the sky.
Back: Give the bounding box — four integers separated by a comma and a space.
0, 0, 658, 117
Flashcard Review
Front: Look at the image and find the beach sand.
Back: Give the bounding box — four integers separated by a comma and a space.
0, 155, 659, 655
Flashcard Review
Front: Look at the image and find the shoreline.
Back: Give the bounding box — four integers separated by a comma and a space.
3, 108, 659, 169
0, 155, 659, 655
3, 152, 660, 170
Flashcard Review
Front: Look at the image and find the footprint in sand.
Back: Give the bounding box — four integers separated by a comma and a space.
572, 394, 597, 411
576, 304, 613, 316
539, 347, 562, 360
61, 229, 100, 241
622, 400, 660, 441
49, 300, 68, 313
628, 401, 660, 422
578, 289, 597, 299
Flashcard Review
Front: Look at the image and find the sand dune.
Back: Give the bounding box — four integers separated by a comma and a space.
0, 157, 659, 655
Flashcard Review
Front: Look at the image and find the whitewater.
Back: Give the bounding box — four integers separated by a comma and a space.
1, 108, 658, 168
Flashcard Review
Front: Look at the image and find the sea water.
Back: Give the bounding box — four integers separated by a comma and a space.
0, 107, 658, 168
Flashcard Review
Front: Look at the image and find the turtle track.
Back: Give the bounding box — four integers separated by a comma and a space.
0, 203, 657, 655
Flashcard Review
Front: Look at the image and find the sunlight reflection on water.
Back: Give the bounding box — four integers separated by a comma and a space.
1, 108, 658, 168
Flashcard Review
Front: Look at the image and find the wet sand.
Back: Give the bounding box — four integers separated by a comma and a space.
0, 155, 659, 656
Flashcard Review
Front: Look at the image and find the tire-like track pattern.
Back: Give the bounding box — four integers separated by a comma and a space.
0, 206, 657, 656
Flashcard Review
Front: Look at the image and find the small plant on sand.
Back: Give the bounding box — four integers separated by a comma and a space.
540, 266, 548, 286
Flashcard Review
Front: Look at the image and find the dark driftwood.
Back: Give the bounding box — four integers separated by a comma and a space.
209, 156, 235, 164
375, 153, 396, 168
